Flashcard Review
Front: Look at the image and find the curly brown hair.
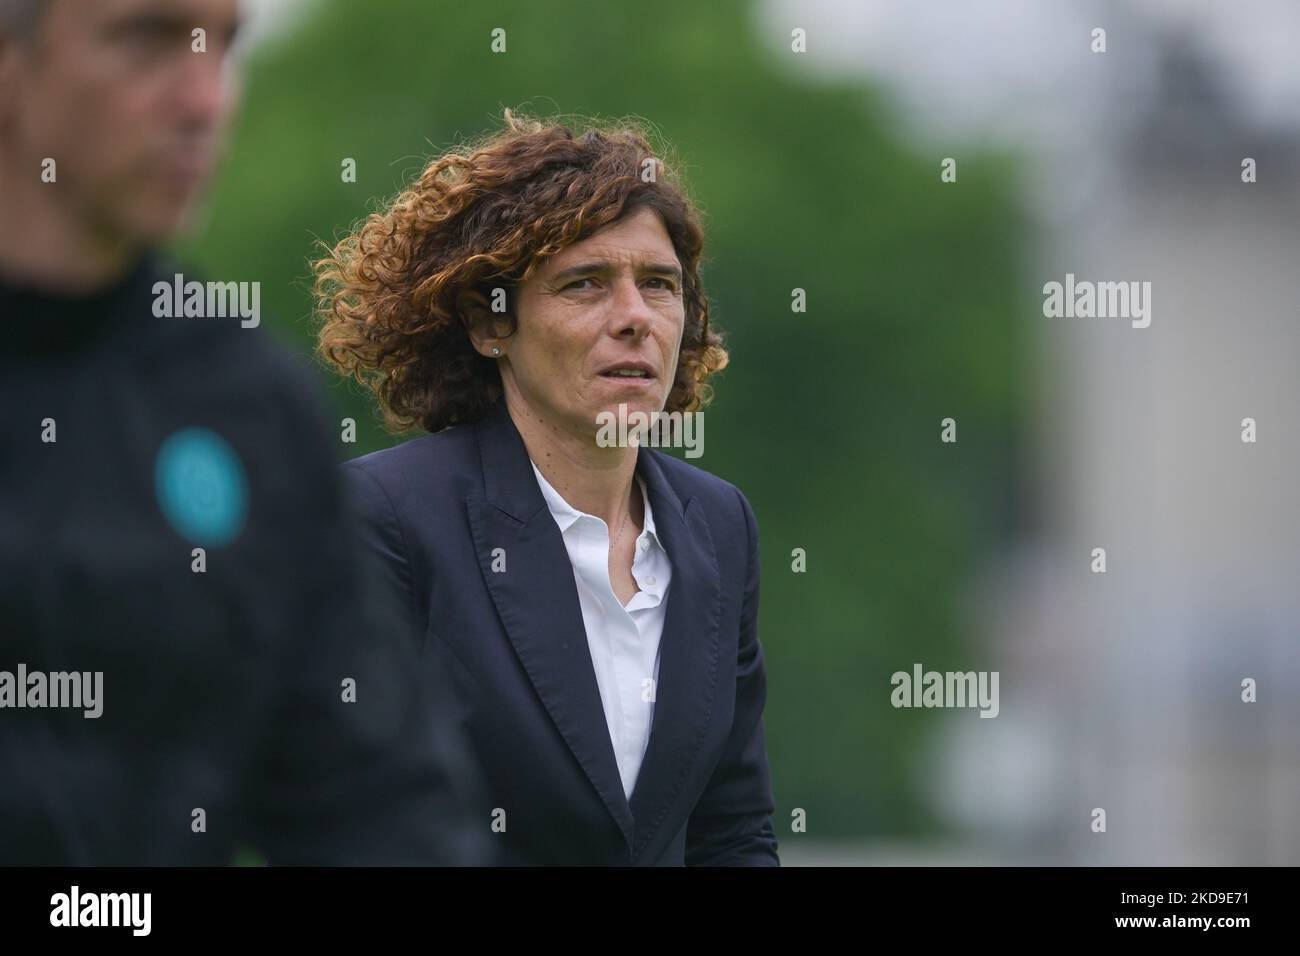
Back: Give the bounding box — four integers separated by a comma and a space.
312, 108, 728, 434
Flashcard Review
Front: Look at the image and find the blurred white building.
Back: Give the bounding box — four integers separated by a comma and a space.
764, 0, 1300, 864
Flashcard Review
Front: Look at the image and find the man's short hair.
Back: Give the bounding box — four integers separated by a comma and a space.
0, 0, 47, 40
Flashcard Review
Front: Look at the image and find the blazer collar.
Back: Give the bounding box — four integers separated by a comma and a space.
467, 400, 723, 860
476, 399, 688, 522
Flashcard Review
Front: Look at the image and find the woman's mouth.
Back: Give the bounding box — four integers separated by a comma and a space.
598, 368, 657, 387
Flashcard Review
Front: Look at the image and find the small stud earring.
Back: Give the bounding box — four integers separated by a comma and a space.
490, 347, 501, 356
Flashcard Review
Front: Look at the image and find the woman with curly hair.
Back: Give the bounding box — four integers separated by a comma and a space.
314, 109, 778, 866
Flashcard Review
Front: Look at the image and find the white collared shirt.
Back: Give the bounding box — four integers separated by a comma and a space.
529, 458, 672, 801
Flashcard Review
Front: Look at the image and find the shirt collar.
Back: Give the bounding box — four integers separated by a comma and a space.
529, 458, 661, 547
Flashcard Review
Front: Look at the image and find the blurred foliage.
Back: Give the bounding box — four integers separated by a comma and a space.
231, 845, 265, 867
183, 0, 1030, 841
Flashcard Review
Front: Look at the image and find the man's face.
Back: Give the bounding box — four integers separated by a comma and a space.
501, 206, 688, 443
2, 0, 241, 245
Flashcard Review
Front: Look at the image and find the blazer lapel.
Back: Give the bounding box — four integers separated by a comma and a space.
466, 402, 635, 850
628, 448, 723, 859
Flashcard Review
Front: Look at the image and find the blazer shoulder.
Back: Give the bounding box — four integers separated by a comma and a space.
339, 425, 480, 519
343, 425, 474, 485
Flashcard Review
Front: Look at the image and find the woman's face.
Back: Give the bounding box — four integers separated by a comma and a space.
498, 206, 687, 443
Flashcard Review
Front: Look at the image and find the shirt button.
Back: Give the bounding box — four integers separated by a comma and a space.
646, 575, 657, 586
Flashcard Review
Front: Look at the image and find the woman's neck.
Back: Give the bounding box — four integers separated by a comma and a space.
504, 394, 643, 534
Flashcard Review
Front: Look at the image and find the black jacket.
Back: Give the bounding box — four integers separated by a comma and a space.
341, 400, 780, 865
0, 257, 491, 865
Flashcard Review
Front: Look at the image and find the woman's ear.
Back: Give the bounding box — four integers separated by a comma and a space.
460, 287, 509, 358
457, 287, 514, 357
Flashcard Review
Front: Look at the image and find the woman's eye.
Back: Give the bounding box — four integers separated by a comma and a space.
564, 277, 675, 292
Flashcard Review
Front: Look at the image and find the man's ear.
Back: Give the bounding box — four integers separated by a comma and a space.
0, 29, 30, 134
0, 36, 16, 130
457, 287, 515, 357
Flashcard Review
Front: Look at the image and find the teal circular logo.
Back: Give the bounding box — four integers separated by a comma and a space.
155, 427, 248, 547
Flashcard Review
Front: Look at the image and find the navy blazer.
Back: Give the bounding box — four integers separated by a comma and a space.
340, 400, 779, 866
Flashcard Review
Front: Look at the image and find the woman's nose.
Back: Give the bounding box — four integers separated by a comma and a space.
608, 276, 655, 335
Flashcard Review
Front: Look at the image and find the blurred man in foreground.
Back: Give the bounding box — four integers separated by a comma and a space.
0, 0, 490, 864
